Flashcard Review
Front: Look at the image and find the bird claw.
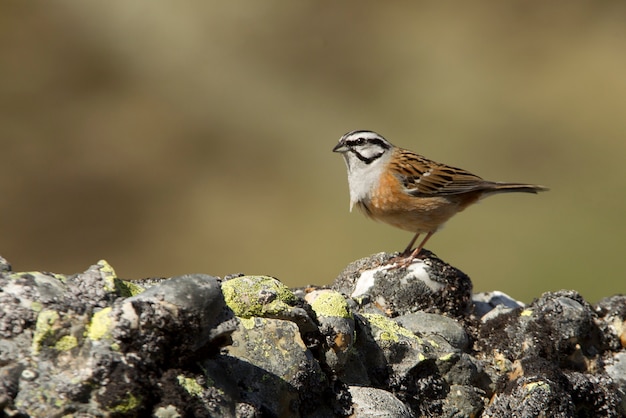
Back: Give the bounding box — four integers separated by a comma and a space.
387, 250, 425, 269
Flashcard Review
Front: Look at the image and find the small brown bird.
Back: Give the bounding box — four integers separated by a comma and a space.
333, 130, 548, 263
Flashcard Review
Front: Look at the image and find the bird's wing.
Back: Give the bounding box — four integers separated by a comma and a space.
390, 149, 490, 196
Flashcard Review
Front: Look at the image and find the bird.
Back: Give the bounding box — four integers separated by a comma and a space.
333, 130, 548, 264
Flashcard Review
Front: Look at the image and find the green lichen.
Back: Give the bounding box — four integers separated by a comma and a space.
109, 392, 141, 414
96, 260, 117, 293
7, 271, 66, 283
239, 317, 257, 330
362, 313, 419, 343
221, 275, 297, 318
97, 259, 145, 299
55, 335, 78, 351
428, 338, 440, 349
525, 380, 550, 392
177, 375, 204, 397
32, 309, 60, 354
87, 307, 113, 341
115, 279, 145, 297
309, 290, 352, 319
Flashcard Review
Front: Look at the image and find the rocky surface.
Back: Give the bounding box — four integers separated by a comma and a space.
0, 252, 625, 417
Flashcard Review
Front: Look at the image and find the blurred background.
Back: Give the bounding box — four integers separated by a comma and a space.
1, 1, 625, 303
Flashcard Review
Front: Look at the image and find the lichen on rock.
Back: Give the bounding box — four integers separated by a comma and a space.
1, 253, 624, 417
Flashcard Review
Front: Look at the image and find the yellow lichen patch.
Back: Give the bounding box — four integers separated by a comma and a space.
96, 260, 117, 293
438, 352, 455, 362
307, 290, 352, 320
520, 309, 533, 317
115, 279, 145, 297
54, 335, 78, 351
177, 375, 204, 397
239, 317, 257, 330
32, 310, 61, 354
87, 307, 114, 341
109, 393, 141, 414
221, 275, 297, 318
524, 380, 550, 394
362, 313, 419, 343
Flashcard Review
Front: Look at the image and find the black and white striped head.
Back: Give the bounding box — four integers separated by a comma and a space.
333, 130, 395, 210
332, 130, 394, 168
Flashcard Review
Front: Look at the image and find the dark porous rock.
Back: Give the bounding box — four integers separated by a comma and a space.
2, 253, 625, 417
595, 295, 626, 352
332, 251, 472, 318
477, 290, 609, 367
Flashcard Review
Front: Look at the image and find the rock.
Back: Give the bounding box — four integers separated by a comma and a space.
477, 290, 607, 367
1, 261, 237, 417
1, 254, 625, 417
348, 386, 413, 417
218, 317, 328, 417
440, 384, 486, 418
332, 251, 472, 318
595, 295, 626, 351
395, 311, 469, 350
472, 290, 525, 321
222, 275, 317, 334
605, 351, 626, 415
305, 289, 355, 372
0, 255, 11, 272
126, 273, 235, 351
483, 370, 576, 418
483, 363, 621, 418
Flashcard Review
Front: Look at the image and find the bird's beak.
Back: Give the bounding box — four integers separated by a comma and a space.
333, 142, 348, 153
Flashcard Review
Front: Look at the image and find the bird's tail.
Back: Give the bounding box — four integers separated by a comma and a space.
486, 182, 549, 195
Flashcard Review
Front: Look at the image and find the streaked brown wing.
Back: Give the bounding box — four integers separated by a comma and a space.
390, 149, 490, 196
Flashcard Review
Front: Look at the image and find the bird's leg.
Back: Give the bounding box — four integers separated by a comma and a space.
392, 231, 435, 268
401, 232, 421, 256
408, 231, 435, 259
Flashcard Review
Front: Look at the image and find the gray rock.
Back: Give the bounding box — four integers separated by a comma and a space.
222, 275, 317, 334
305, 289, 355, 372
332, 251, 473, 318
1, 261, 238, 417
604, 351, 626, 415
395, 311, 469, 350
2, 254, 624, 417
127, 273, 235, 350
348, 386, 413, 417
440, 384, 486, 418
0, 255, 11, 272
473, 290, 525, 321
218, 317, 328, 418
